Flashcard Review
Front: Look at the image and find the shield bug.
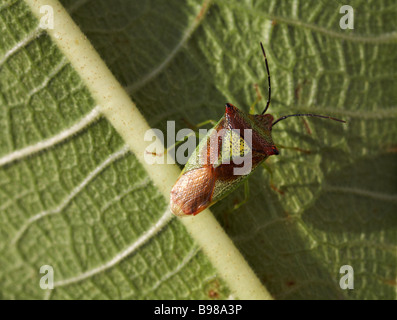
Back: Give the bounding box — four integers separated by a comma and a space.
170, 43, 345, 217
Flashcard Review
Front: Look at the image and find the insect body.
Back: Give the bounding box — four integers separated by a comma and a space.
170, 43, 345, 217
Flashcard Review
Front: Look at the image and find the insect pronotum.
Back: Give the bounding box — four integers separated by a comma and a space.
170, 43, 345, 217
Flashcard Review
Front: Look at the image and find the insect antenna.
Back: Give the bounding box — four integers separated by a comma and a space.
260, 42, 271, 115
272, 113, 346, 127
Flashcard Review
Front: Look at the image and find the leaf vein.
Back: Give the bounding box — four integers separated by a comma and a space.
124, 0, 212, 93
0, 26, 43, 66
11, 145, 130, 245
53, 207, 174, 287
0, 105, 102, 167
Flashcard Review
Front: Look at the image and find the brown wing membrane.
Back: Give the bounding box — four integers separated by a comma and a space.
170, 166, 215, 216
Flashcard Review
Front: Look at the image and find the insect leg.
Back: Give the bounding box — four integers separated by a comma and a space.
232, 179, 250, 211
276, 144, 311, 154
158, 118, 217, 157
249, 84, 263, 114
195, 119, 217, 128
262, 161, 284, 195
182, 118, 217, 132
166, 131, 200, 154
152, 118, 216, 159
147, 131, 200, 157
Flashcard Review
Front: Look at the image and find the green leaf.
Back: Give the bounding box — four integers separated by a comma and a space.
1, 0, 396, 300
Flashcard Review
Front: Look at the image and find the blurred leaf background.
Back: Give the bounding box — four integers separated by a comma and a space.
0, 0, 396, 299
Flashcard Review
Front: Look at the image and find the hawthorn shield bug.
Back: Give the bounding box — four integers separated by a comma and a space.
170, 43, 345, 217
